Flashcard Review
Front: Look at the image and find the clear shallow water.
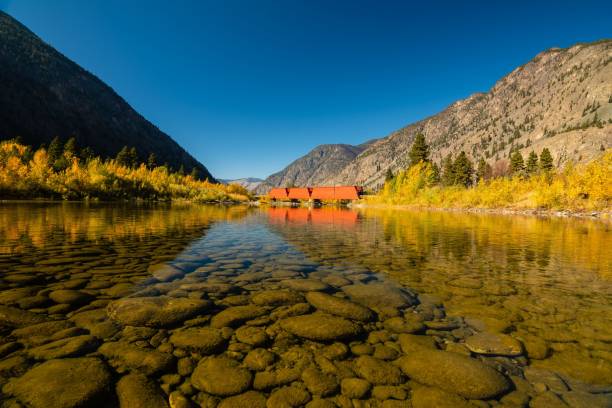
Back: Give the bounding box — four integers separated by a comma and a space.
0, 203, 610, 407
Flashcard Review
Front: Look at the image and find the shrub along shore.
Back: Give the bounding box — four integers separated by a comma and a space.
0, 139, 251, 202
368, 134, 611, 214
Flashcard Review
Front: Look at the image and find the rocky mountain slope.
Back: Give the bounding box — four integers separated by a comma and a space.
220, 177, 263, 191
256, 144, 368, 194
0, 11, 214, 181
266, 40, 612, 191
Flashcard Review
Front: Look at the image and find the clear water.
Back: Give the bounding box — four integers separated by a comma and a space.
0, 203, 610, 406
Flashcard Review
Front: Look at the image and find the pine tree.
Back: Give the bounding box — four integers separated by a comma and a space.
115, 146, 130, 167
190, 167, 199, 179
147, 153, 157, 169
408, 133, 430, 167
526, 151, 539, 174
128, 147, 138, 168
510, 150, 525, 174
178, 165, 185, 176
80, 147, 95, 161
453, 151, 474, 187
63, 137, 77, 157
476, 158, 488, 182
47, 136, 63, 163
385, 168, 394, 182
441, 154, 455, 186
539, 148, 554, 171
429, 162, 441, 185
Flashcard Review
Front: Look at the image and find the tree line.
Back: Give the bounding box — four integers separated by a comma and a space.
394, 133, 555, 187
26, 136, 202, 180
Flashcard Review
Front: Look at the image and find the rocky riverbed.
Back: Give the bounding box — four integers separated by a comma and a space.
0, 204, 611, 407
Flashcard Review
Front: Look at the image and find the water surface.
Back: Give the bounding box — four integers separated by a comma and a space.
0, 203, 610, 407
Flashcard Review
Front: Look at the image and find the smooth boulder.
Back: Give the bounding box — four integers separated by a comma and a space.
191, 357, 253, 396
280, 313, 363, 341
4, 357, 112, 408
465, 332, 523, 357
398, 349, 511, 399
107, 296, 210, 328
305, 292, 374, 322
170, 327, 226, 354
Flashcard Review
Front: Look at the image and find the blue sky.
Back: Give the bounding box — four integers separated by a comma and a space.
1, 1, 611, 179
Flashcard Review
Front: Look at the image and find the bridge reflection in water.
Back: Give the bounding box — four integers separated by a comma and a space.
267, 207, 359, 228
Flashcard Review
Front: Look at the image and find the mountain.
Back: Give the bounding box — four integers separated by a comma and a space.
0, 11, 214, 181
220, 177, 264, 191
256, 143, 369, 194
264, 40, 612, 191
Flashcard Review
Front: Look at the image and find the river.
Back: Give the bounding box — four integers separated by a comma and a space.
0, 203, 610, 407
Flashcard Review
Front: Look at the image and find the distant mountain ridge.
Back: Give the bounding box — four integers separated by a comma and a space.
256, 143, 369, 194
0, 11, 215, 181
220, 177, 263, 191
262, 40, 612, 191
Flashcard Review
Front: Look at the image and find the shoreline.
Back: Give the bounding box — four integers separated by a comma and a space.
2, 197, 610, 221
351, 201, 611, 220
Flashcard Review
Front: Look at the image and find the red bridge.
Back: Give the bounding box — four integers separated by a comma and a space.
268, 186, 363, 201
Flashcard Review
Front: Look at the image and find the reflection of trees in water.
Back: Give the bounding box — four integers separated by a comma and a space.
269, 208, 611, 290
0, 203, 252, 254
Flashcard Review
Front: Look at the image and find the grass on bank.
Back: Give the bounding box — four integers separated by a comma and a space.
371, 150, 611, 212
0, 140, 251, 202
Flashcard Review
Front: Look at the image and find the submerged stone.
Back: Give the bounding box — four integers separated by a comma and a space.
0, 305, 47, 327
4, 357, 112, 408
465, 332, 524, 356
398, 349, 511, 399
282, 279, 331, 292
210, 305, 267, 328
98, 341, 175, 375
116, 373, 169, 408
251, 290, 304, 306
48, 289, 93, 306
107, 296, 210, 328
218, 391, 267, 408
411, 385, 473, 408
280, 313, 363, 341
266, 386, 311, 407
353, 355, 404, 385
27, 335, 100, 360
305, 291, 375, 322
340, 377, 372, 399
191, 357, 253, 396
169, 327, 226, 354
342, 283, 416, 315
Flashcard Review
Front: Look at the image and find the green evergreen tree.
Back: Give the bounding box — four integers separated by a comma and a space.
453, 151, 474, 187
190, 167, 199, 179
385, 168, 394, 182
539, 148, 554, 171
80, 147, 95, 161
429, 162, 441, 185
47, 136, 63, 163
510, 150, 525, 174
178, 165, 185, 176
476, 158, 488, 182
115, 146, 130, 167
441, 154, 455, 186
408, 133, 430, 167
63, 137, 77, 157
128, 147, 138, 168
526, 151, 539, 174
147, 153, 157, 169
